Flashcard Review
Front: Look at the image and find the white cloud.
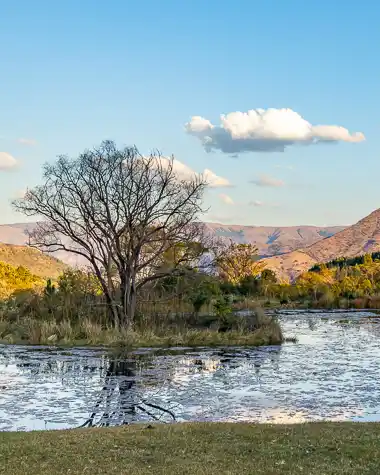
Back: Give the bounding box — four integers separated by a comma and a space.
250, 200, 264, 207
250, 174, 284, 187
18, 138, 37, 146
158, 156, 196, 181
219, 193, 234, 205
185, 108, 365, 154
0, 152, 18, 171
155, 156, 231, 188
203, 168, 231, 188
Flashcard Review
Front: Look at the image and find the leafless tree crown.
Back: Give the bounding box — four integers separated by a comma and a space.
13, 140, 210, 327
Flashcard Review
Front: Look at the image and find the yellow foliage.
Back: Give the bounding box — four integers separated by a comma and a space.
58, 269, 103, 295
294, 258, 380, 300
0, 260, 44, 299
216, 243, 265, 285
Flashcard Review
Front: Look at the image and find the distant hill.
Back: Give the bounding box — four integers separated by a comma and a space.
0, 223, 83, 267
0, 243, 66, 279
203, 223, 346, 256
263, 208, 380, 281
0, 222, 346, 265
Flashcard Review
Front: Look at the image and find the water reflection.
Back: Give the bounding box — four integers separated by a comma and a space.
2, 311, 380, 431
79, 358, 176, 427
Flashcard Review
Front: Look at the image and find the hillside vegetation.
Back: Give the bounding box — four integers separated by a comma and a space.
0, 243, 66, 279
242, 252, 380, 309
0, 260, 44, 298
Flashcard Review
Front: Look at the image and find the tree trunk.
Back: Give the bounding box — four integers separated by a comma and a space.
103, 290, 120, 330
90, 259, 120, 329
120, 272, 136, 330
125, 289, 136, 330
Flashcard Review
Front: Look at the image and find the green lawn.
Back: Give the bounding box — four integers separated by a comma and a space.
1, 422, 380, 474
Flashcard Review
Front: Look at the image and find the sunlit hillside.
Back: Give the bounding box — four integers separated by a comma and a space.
0, 260, 45, 298
0, 243, 67, 280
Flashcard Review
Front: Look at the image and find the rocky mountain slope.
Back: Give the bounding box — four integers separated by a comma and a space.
263, 208, 380, 281
204, 223, 345, 256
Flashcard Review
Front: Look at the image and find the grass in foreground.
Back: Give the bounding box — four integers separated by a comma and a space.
0, 317, 283, 348
1, 422, 380, 474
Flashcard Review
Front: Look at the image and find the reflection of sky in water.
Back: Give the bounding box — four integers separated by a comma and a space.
1, 311, 380, 431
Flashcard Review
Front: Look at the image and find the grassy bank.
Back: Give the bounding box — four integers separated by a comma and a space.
0, 315, 283, 348
1, 422, 380, 474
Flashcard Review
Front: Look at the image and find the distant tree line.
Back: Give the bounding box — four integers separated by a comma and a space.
309, 252, 380, 272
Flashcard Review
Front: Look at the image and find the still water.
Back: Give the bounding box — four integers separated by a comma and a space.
1, 311, 380, 431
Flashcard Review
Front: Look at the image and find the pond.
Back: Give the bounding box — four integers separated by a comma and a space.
1, 310, 380, 431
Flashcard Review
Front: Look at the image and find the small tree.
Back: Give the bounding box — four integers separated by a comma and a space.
216, 243, 264, 285
187, 275, 220, 316
13, 141, 212, 329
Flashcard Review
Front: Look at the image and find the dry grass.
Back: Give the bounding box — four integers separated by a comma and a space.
1, 422, 380, 474
0, 314, 283, 348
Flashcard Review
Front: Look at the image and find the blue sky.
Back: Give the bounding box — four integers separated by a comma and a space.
0, 0, 378, 227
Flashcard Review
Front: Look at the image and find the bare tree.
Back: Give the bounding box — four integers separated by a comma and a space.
13, 140, 211, 329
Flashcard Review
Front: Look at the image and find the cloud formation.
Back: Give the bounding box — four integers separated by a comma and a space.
185, 108, 365, 154
157, 156, 230, 188
0, 152, 18, 170
203, 168, 231, 188
219, 193, 234, 205
250, 174, 284, 187
18, 138, 37, 146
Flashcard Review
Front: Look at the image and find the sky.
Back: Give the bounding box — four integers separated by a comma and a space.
0, 0, 379, 227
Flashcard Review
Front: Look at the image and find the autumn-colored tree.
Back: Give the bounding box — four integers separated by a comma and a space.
216, 243, 265, 285
58, 269, 103, 296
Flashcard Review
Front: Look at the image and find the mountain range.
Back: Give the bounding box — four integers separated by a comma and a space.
0, 210, 379, 281
0, 222, 345, 264
204, 223, 346, 257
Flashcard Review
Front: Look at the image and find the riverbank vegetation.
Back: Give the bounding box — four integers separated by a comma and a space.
2, 422, 380, 474
1, 234, 380, 345
0, 265, 283, 346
